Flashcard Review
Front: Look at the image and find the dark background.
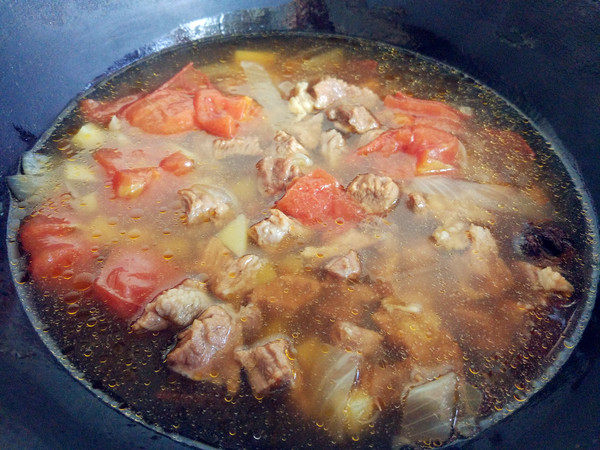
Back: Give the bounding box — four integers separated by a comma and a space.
1, 1, 598, 448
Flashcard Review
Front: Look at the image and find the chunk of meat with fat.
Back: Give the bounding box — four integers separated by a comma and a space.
199, 237, 267, 304
179, 184, 235, 224
346, 173, 399, 215
235, 338, 296, 397
274, 130, 308, 156
331, 321, 383, 357
312, 77, 379, 110
132, 279, 215, 331
288, 81, 315, 120
248, 209, 307, 248
432, 220, 470, 251
256, 156, 303, 196
167, 305, 242, 393
283, 112, 324, 150
324, 250, 362, 280
326, 104, 379, 134
212, 135, 262, 160
320, 129, 346, 167
516, 261, 574, 296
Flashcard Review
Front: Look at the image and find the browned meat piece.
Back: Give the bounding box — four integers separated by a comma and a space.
284, 112, 324, 150
319, 129, 346, 167
312, 77, 379, 110
516, 261, 574, 296
346, 173, 399, 215
274, 130, 308, 156
249, 274, 321, 318
372, 298, 463, 376
212, 254, 266, 304
324, 250, 362, 280
432, 220, 470, 251
199, 238, 266, 305
179, 184, 235, 224
331, 321, 383, 357
132, 279, 215, 331
167, 305, 243, 393
248, 209, 304, 247
256, 156, 302, 196
235, 338, 296, 397
406, 192, 427, 213
213, 135, 262, 160
288, 81, 314, 120
326, 104, 379, 134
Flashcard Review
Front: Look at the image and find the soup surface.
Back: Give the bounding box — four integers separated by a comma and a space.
7, 34, 596, 448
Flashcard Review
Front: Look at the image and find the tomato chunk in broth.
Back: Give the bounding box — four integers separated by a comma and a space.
10, 35, 588, 449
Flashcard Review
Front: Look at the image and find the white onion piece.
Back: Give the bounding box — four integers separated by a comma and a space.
405, 176, 545, 217
239, 61, 295, 128
22, 151, 52, 175
398, 372, 458, 446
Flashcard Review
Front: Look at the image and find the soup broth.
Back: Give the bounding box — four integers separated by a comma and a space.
7, 34, 596, 448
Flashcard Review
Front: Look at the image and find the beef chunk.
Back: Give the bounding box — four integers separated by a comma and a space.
312, 77, 379, 110
256, 156, 303, 196
179, 184, 235, 224
213, 135, 262, 160
517, 261, 574, 296
326, 104, 379, 134
324, 250, 362, 280
274, 130, 308, 157
331, 321, 383, 357
167, 305, 242, 393
248, 209, 303, 248
288, 81, 315, 120
432, 220, 470, 251
133, 279, 215, 331
320, 129, 346, 167
235, 338, 296, 397
200, 238, 266, 304
346, 173, 399, 215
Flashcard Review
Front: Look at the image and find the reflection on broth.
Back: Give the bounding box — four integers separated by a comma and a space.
7, 34, 596, 448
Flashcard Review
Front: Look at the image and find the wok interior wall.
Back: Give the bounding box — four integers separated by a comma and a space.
0, 1, 598, 449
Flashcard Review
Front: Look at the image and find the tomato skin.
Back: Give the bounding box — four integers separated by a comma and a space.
19, 214, 95, 292
93, 148, 123, 176
383, 91, 468, 123
275, 169, 365, 227
19, 215, 75, 253
112, 167, 160, 199
357, 126, 460, 176
93, 250, 185, 320
124, 89, 197, 135
80, 94, 143, 125
158, 62, 212, 93
194, 89, 260, 138
159, 151, 194, 176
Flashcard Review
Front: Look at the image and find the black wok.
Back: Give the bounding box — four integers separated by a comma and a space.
0, 1, 598, 448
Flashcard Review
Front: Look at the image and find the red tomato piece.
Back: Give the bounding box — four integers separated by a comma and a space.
29, 242, 84, 283
93, 249, 185, 320
93, 148, 123, 176
275, 168, 365, 227
383, 91, 469, 123
158, 62, 212, 93
113, 167, 159, 199
19, 214, 75, 253
194, 89, 260, 138
124, 89, 197, 135
80, 94, 143, 125
159, 151, 194, 176
356, 126, 460, 176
